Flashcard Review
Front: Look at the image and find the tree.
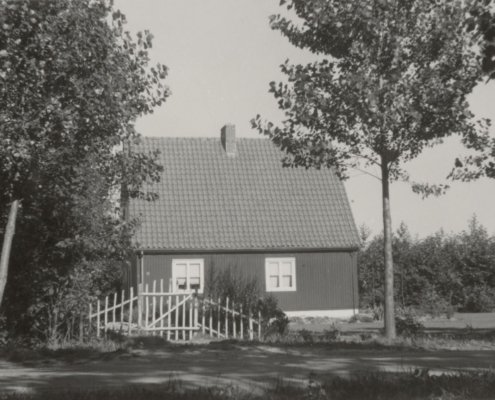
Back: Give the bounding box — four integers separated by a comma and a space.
0, 0, 168, 337
358, 219, 495, 316
252, 0, 489, 339
477, 1, 495, 80
358, 232, 384, 312
453, 215, 495, 311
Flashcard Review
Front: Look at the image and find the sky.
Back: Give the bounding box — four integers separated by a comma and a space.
114, 0, 495, 238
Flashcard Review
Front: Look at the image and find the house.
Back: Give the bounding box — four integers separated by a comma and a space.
125, 125, 360, 318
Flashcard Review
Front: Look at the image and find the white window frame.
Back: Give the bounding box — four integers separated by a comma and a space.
171, 259, 204, 294
265, 257, 296, 292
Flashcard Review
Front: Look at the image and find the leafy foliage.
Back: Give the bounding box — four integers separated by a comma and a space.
204, 266, 289, 337
472, 0, 495, 80
257, 295, 289, 337
448, 3, 495, 182
253, 0, 487, 180
449, 129, 495, 182
395, 309, 424, 337
359, 217, 495, 314
205, 265, 260, 312
0, 0, 169, 340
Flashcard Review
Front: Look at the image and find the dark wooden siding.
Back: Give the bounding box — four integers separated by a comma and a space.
126, 254, 139, 294
139, 251, 358, 312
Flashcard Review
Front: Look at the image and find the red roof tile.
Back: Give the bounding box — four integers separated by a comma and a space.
128, 137, 360, 251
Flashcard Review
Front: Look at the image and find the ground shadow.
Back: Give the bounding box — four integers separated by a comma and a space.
1, 342, 495, 395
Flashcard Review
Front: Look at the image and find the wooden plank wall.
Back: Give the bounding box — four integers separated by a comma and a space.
140, 251, 358, 312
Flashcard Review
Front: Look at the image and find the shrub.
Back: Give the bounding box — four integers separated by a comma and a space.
256, 295, 289, 337
205, 265, 260, 315
298, 329, 313, 343
323, 327, 340, 341
0, 314, 8, 346
348, 313, 374, 323
204, 266, 289, 339
395, 310, 424, 337
417, 287, 455, 318
372, 305, 384, 321
463, 285, 495, 312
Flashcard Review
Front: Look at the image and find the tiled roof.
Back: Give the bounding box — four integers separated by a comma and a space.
128, 137, 360, 251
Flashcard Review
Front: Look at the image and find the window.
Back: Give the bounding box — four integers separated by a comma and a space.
265, 258, 296, 292
172, 259, 204, 293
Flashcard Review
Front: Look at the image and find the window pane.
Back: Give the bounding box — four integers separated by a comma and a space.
175, 263, 187, 278
280, 262, 292, 276
176, 277, 187, 290
267, 262, 279, 276
281, 275, 292, 288
190, 277, 201, 290
189, 263, 201, 278
269, 275, 279, 288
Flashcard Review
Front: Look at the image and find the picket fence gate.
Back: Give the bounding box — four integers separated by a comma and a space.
87, 280, 263, 341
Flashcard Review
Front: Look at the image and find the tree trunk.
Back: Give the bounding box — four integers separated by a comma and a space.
381, 162, 396, 339
0, 199, 20, 309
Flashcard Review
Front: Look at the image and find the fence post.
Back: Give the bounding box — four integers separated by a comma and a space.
232, 301, 236, 339
137, 285, 142, 328
194, 294, 199, 331
225, 297, 229, 338
152, 280, 157, 331
209, 297, 213, 337
104, 296, 109, 336
182, 294, 186, 340
96, 299, 101, 338
113, 292, 117, 325
175, 294, 179, 341
249, 310, 253, 340
217, 297, 221, 338
167, 294, 171, 341
189, 294, 193, 340
144, 283, 149, 329
128, 287, 133, 335
88, 303, 92, 337
160, 279, 164, 337
240, 304, 243, 339
120, 290, 125, 328
202, 299, 205, 335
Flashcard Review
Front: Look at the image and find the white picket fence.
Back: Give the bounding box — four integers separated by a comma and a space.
87, 280, 263, 341
196, 296, 261, 340
88, 287, 138, 337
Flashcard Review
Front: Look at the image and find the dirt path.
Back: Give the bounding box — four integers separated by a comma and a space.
1, 344, 495, 395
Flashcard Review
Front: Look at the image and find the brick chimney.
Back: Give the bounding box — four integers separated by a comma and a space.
221, 124, 236, 157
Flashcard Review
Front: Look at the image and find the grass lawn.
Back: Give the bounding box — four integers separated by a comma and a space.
289, 312, 495, 333
286, 312, 495, 350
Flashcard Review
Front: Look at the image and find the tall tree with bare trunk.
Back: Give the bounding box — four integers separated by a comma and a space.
252, 0, 489, 339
